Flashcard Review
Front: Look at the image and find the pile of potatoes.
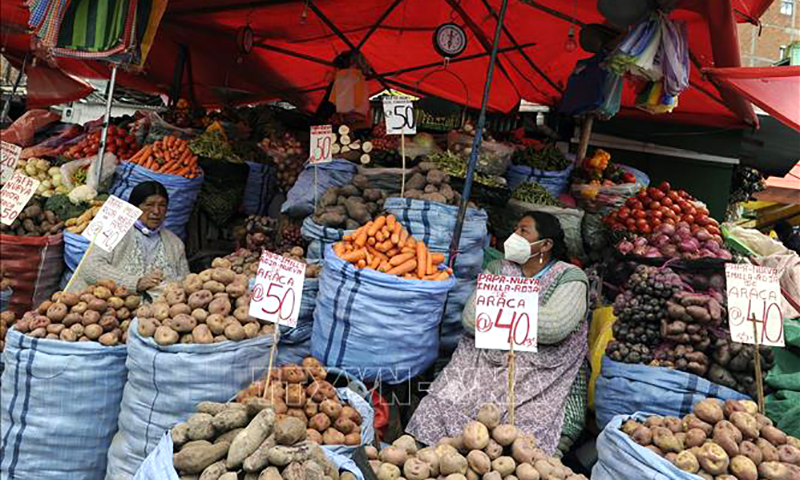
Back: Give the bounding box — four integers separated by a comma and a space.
235, 358, 363, 446
0, 199, 64, 237
171, 401, 353, 480
136, 258, 274, 346
313, 175, 388, 230
368, 404, 588, 480
622, 398, 800, 480
402, 162, 461, 206
0, 311, 16, 352
226, 248, 321, 280
12, 279, 140, 345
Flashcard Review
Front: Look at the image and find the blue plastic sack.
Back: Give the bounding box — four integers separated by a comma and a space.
301, 216, 356, 262
312, 244, 456, 384
594, 357, 749, 429
105, 319, 308, 480
385, 198, 487, 355
109, 161, 204, 241
322, 387, 375, 459
1, 328, 127, 480
505, 162, 575, 197
593, 412, 698, 480
243, 161, 277, 217
63, 230, 91, 272
133, 429, 366, 480
282, 159, 357, 219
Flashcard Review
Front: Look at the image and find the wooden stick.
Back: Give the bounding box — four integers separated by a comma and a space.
576, 115, 594, 162
401, 131, 406, 198
751, 314, 765, 414
508, 341, 516, 426
64, 228, 100, 293
262, 325, 281, 399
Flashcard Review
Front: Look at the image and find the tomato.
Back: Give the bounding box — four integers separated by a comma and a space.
696, 206, 709, 216
663, 217, 676, 225
683, 214, 695, 224
652, 218, 662, 228
649, 201, 661, 210
626, 197, 638, 208
671, 204, 682, 215
611, 222, 625, 231
668, 191, 680, 202
618, 207, 630, 220
678, 190, 690, 199
659, 181, 671, 192
661, 197, 673, 207
646, 187, 659, 198
695, 214, 709, 226
634, 209, 647, 219
636, 218, 648, 229
107, 144, 117, 153
125, 135, 135, 145
651, 189, 665, 201
652, 209, 663, 219
625, 218, 637, 229
684, 206, 697, 217
633, 201, 644, 211
637, 191, 649, 202
639, 223, 652, 235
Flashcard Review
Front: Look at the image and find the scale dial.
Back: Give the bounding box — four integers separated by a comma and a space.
433, 23, 467, 58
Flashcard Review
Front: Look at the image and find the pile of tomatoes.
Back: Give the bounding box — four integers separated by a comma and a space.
63, 125, 138, 160
604, 182, 721, 237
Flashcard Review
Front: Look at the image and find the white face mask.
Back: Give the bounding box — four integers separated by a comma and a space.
504, 234, 546, 264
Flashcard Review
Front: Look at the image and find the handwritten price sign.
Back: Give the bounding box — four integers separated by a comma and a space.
82, 195, 142, 252
1, 141, 22, 184
383, 97, 416, 135
726, 263, 785, 347
309, 125, 333, 164
1, 172, 40, 226
249, 250, 306, 328
474, 274, 539, 352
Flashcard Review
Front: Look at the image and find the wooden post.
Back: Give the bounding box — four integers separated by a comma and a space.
576, 116, 594, 162
64, 229, 100, 293
263, 326, 281, 399
400, 131, 406, 197
751, 314, 765, 414
508, 341, 516, 426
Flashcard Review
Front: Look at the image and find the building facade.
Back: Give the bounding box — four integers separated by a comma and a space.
739, 0, 800, 66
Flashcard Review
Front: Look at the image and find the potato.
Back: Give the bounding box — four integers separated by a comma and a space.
483, 472, 502, 480
124, 295, 141, 310
758, 461, 792, 480
693, 399, 724, 424
99, 332, 119, 346
713, 422, 742, 457
198, 460, 226, 480
46, 302, 68, 322
467, 450, 491, 475
137, 318, 159, 338
153, 303, 170, 321
492, 425, 519, 447
377, 463, 401, 480
204, 281, 226, 294
169, 303, 192, 317
445, 475, 467, 480
224, 323, 246, 341
758, 438, 781, 462
187, 413, 216, 441
440, 452, 468, 476
381, 446, 407, 466
491, 457, 516, 477
673, 451, 700, 473
323, 428, 345, 445
401, 458, 430, 480
191, 325, 213, 344
188, 290, 213, 310
99, 315, 119, 332
631, 425, 653, 446
209, 297, 232, 316
416, 447, 439, 476
242, 434, 277, 473
511, 435, 537, 464
334, 417, 357, 435
730, 412, 761, 441
274, 416, 307, 446
778, 444, 800, 465
284, 384, 307, 408
762, 426, 788, 446
684, 428, 707, 448
206, 314, 226, 335
173, 423, 191, 447
477, 403, 502, 430
211, 268, 236, 285
70, 323, 85, 337
697, 442, 730, 475
166, 314, 197, 333
484, 439, 504, 460
81, 310, 100, 326
729, 455, 758, 480
307, 429, 323, 444
93, 286, 112, 300
107, 297, 125, 310
340, 406, 362, 425
320, 400, 342, 420
738, 441, 763, 466
155, 326, 179, 345
226, 283, 246, 299
307, 381, 336, 402
243, 322, 260, 339
226, 408, 276, 468
173, 442, 229, 474
213, 408, 249, 433
257, 467, 282, 480
463, 421, 490, 450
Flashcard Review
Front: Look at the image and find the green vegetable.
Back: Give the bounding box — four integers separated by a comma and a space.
427, 151, 504, 188
189, 131, 243, 163
511, 145, 570, 171
512, 183, 561, 206
45, 194, 90, 221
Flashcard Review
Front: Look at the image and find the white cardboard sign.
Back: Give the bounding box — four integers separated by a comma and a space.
0, 172, 40, 226
249, 250, 307, 328
309, 125, 333, 164
1, 141, 22, 184
383, 97, 416, 135
81, 195, 143, 252
474, 273, 539, 352
725, 263, 785, 347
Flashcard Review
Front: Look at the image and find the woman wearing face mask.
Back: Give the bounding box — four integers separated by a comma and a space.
407, 211, 589, 457
68, 181, 190, 298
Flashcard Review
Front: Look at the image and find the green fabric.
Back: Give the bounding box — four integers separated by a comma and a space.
482, 247, 504, 270
765, 319, 800, 438
557, 361, 589, 457
57, 0, 128, 52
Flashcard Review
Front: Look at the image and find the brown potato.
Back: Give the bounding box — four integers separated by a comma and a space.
477, 403, 502, 430
684, 428, 707, 448
762, 426, 787, 446
631, 426, 653, 446
166, 313, 197, 333
344, 432, 361, 446
463, 421, 490, 450
169, 303, 192, 317
223, 323, 246, 341
334, 417, 356, 435
206, 314, 226, 335
492, 425, 519, 447
673, 451, 700, 473
693, 399, 724, 424
323, 428, 346, 445
340, 406, 362, 425
467, 450, 491, 475
730, 455, 758, 480
154, 326, 179, 346
697, 442, 730, 475
713, 421, 742, 457
192, 324, 213, 344
758, 438, 781, 462
98, 332, 119, 346
309, 413, 331, 432
778, 444, 800, 465
107, 297, 125, 310
682, 414, 714, 436
307, 381, 336, 402
60, 292, 79, 307
285, 384, 307, 408
730, 412, 760, 440
82, 310, 101, 326
320, 399, 342, 420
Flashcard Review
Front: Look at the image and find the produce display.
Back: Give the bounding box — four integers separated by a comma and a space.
616, 222, 732, 261
0, 197, 64, 236
428, 151, 506, 189
368, 403, 588, 480
729, 167, 766, 205
170, 400, 344, 479
135, 258, 272, 346
403, 162, 461, 205
12, 279, 140, 345
313, 176, 388, 229
62, 125, 138, 161
333, 215, 451, 280
235, 358, 363, 446
64, 199, 106, 234
707, 337, 775, 399
511, 144, 571, 171
572, 149, 637, 187
128, 135, 201, 178
620, 398, 800, 479
241, 215, 279, 252
330, 125, 373, 165
189, 129, 244, 163
162, 99, 194, 128
259, 132, 304, 191
657, 291, 727, 374
512, 182, 561, 207
0, 311, 15, 352
44, 192, 102, 225
226, 247, 321, 279
14, 158, 68, 196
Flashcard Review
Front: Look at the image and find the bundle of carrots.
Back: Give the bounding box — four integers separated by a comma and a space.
333, 215, 452, 281
127, 135, 201, 178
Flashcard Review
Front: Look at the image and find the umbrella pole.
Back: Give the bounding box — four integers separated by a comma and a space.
95, 64, 119, 186
1, 53, 28, 125
448, 0, 510, 268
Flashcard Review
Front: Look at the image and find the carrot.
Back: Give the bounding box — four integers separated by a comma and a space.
386, 248, 399, 257
386, 259, 417, 275
404, 274, 416, 279
430, 253, 445, 265
427, 251, 435, 275
357, 259, 367, 268
368, 256, 381, 269
378, 260, 390, 272
368, 216, 386, 236
416, 242, 427, 279
367, 246, 388, 261
381, 226, 390, 238
386, 215, 397, 232
165, 135, 175, 148
342, 249, 367, 263
389, 253, 415, 267
391, 223, 402, 244
354, 228, 368, 248
375, 240, 393, 253
398, 229, 409, 248
376, 230, 385, 242
367, 237, 376, 246
434, 271, 450, 280
334, 242, 346, 257
401, 246, 415, 254
405, 237, 416, 248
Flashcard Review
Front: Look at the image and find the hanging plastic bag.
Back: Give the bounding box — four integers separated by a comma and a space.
331, 68, 370, 120
660, 18, 690, 96
608, 16, 661, 78
635, 81, 678, 114
597, 71, 624, 119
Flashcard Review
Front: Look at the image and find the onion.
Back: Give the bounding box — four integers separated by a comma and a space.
679, 241, 697, 253
660, 244, 678, 257
676, 226, 692, 239
653, 234, 670, 247
694, 228, 712, 242
656, 223, 675, 236
676, 221, 691, 231
634, 237, 649, 248
644, 247, 662, 258
698, 249, 715, 258
633, 246, 647, 256
618, 241, 634, 254
717, 250, 733, 260
703, 240, 721, 252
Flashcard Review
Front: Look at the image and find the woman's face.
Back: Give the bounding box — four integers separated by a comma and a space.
138, 194, 168, 230
514, 216, 551, 258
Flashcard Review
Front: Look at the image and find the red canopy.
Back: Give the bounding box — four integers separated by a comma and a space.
705, 66, 800, 133
1, 0, 771, 126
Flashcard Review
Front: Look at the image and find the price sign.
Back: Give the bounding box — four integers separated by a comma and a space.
309, 125, 333, 164
1, 172, 40, 226
81, 195, 142, 252
249, 250, 306, 328
474, 274, 539, 352
1, 141, 22, 184
383, 97, 416, 135
726, 263, 785, 347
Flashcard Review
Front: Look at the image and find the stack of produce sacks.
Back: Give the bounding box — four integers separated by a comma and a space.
104, 260, 307, 479
594, 398, 800, 479
1, 280, 139, 480
313, 215, 456, 383
283, 158, 357, 219
505, 145, 574, 196
368, 403, 588, 480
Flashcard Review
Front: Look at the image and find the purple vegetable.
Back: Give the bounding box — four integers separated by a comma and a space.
717, 250, 732, 260
644, 247, 662, 258
656, 223, 675, 236
703, 240, 721, 252
698, 249, 715, 258
676, 226, 692, 239
660, 244, 678, 257
653, 234, 671, 247
694, 228, 712, 242
679, 240, 697, 253
618, 241, 634, 254
634, 236, 649, 248
633, 245, 648, 256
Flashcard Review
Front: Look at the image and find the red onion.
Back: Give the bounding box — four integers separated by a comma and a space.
703, 240, 721, 252
653, 234, 671, 247
618, 241, 634, 254
679, 241, 697, 253
660, 244, 678, 257
644, 247, 662, 258
633, 245, 648, 256
694, 228, 712, 242
656, 223, 675, 236
718, 250, 732, 260
676, 226, 692, 239
634, 237, 649, 248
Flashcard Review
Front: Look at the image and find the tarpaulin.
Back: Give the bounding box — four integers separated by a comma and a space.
25, 61, 94, 108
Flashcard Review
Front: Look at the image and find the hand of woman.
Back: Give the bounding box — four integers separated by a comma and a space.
136, 270, 164, 292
